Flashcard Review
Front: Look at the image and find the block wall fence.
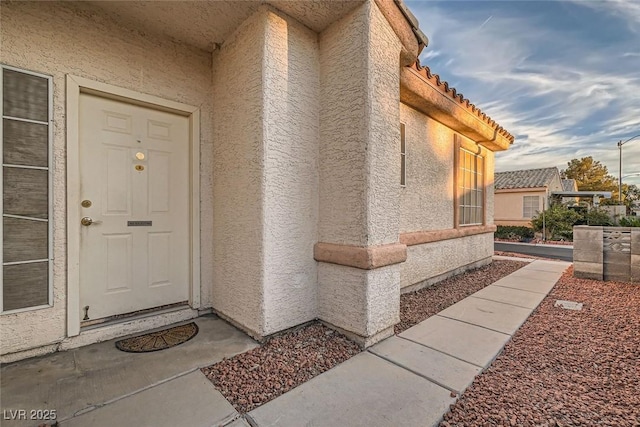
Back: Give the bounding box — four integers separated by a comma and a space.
573, 225, 639, 283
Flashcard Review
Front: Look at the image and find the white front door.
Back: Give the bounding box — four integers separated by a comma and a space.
78, 93, 190, 322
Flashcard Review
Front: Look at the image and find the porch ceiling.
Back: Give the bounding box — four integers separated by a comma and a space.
83, 0, 365, 52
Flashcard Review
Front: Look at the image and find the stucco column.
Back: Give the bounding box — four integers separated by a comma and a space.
316, 1, 404, 347
212, 5, 321, 339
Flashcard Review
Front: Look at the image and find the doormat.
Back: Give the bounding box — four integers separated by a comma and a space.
115, 322, 199, 353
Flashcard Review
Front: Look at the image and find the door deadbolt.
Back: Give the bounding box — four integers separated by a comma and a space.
81, 200, 92, 208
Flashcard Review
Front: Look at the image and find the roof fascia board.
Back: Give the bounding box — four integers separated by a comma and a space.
400, 66, 512, 151
495, 187, 548, 193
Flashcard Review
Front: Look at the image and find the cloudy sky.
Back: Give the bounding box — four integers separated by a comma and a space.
406, 0, 640, 186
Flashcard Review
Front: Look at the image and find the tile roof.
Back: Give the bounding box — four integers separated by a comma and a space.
495, 167, 559, 190
561, 179, 577, 192
410, 61, 515, 144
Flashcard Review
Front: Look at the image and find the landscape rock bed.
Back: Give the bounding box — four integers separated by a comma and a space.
396, 260, 528, 334
203, 260, 528, 414
202, 322, 360, 413
441, 267, 640, 427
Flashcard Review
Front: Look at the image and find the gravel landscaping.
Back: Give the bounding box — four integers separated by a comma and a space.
202, 322, 360, 413
396, 260, 528, 334
441, 267, 640, 427
202, 259, 527, 414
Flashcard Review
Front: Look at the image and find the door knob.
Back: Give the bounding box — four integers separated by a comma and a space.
81, 217, 101, 226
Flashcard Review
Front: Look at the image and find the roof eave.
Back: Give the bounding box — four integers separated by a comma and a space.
400, 65, 513, 152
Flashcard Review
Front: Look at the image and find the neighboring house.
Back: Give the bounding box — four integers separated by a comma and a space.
0, 0, 513, 362
494, 167, 563, 227
561, 179, 579, 205
562, 179, 578, 192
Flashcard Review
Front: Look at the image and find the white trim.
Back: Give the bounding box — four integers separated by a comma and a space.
1, 63, 53, 79
1, 304, 51, 316
2, 115, 49, 126
0, 67, 3, 313
65, 75, 201, 337
66, 76, 80, 335
400, 122, 406, 187
190, 110, 202, 309
3, 259, 49, 266
0, 64, 54, 314
2, 214, 48, 222
2, 164, 49, 170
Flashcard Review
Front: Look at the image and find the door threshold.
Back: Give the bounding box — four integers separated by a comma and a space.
62, 305, 199, 352
81, 302, 190, 332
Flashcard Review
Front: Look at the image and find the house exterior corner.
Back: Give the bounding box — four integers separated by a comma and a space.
1, 0, 514, 361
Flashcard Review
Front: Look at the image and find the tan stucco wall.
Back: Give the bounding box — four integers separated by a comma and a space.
398, 103, 496, 289
316, 1, 402, 345
262, 8, 319, 334
399, 103, 454, 232
211, 7, 268, 338
494, 190, 546, 226
399, 103, 496, 233
211, 6, 320, 337
0, 1, 215, 355
402, 233, 493, 289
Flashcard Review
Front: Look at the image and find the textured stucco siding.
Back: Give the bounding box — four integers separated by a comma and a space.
317, 4, 368, 246
0, 1, 214, 355
399, 104, 497, 289
211, 9, 267, 337
399, 103, 496, 233
262, 8, 319, 334
399, 103, 455, 233
549, 174, 563, 192
364, 1, 402, 246
318, 1, 401, 247
401, 233, 494, 289
318, 263, 399, 337
494, 190, 546, 225
317, 1, 402, 343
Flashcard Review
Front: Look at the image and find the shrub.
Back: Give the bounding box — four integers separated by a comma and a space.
584, 207, 614, 226
531, 204, 582, 241
495, 226, 535, 241
619, 216, 640, 227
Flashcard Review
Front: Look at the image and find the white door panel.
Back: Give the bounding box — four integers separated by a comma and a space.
79, 94, 190, 322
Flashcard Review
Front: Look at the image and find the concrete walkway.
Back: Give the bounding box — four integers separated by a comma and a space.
1, 259, 569, 427
247, 259, 570, 427
0, 315, 258, 427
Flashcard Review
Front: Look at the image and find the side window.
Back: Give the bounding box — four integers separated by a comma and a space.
457, 147, 484, 226
1, 65, 52, 312
523, 196, 539, 219
400, 123, 406, 186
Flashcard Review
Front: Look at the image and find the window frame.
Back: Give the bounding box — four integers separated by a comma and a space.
523, 195, 540, 219
1, 64, 54, 314
454, 135, 486, 228
400, 122, 406, 187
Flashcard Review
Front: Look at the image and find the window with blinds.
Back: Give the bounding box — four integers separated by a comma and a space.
1, 65, 52, 312
523, 195, 540, 219
457, 147, 484, 226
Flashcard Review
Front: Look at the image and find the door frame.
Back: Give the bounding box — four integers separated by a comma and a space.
66, 75, 201, 337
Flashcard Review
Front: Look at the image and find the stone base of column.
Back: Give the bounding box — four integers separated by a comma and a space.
318, 262, 400, 349
321, 320, 395, 349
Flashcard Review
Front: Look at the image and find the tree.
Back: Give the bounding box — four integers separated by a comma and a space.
561, 157, 618, 192
623, 183, 640, 204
